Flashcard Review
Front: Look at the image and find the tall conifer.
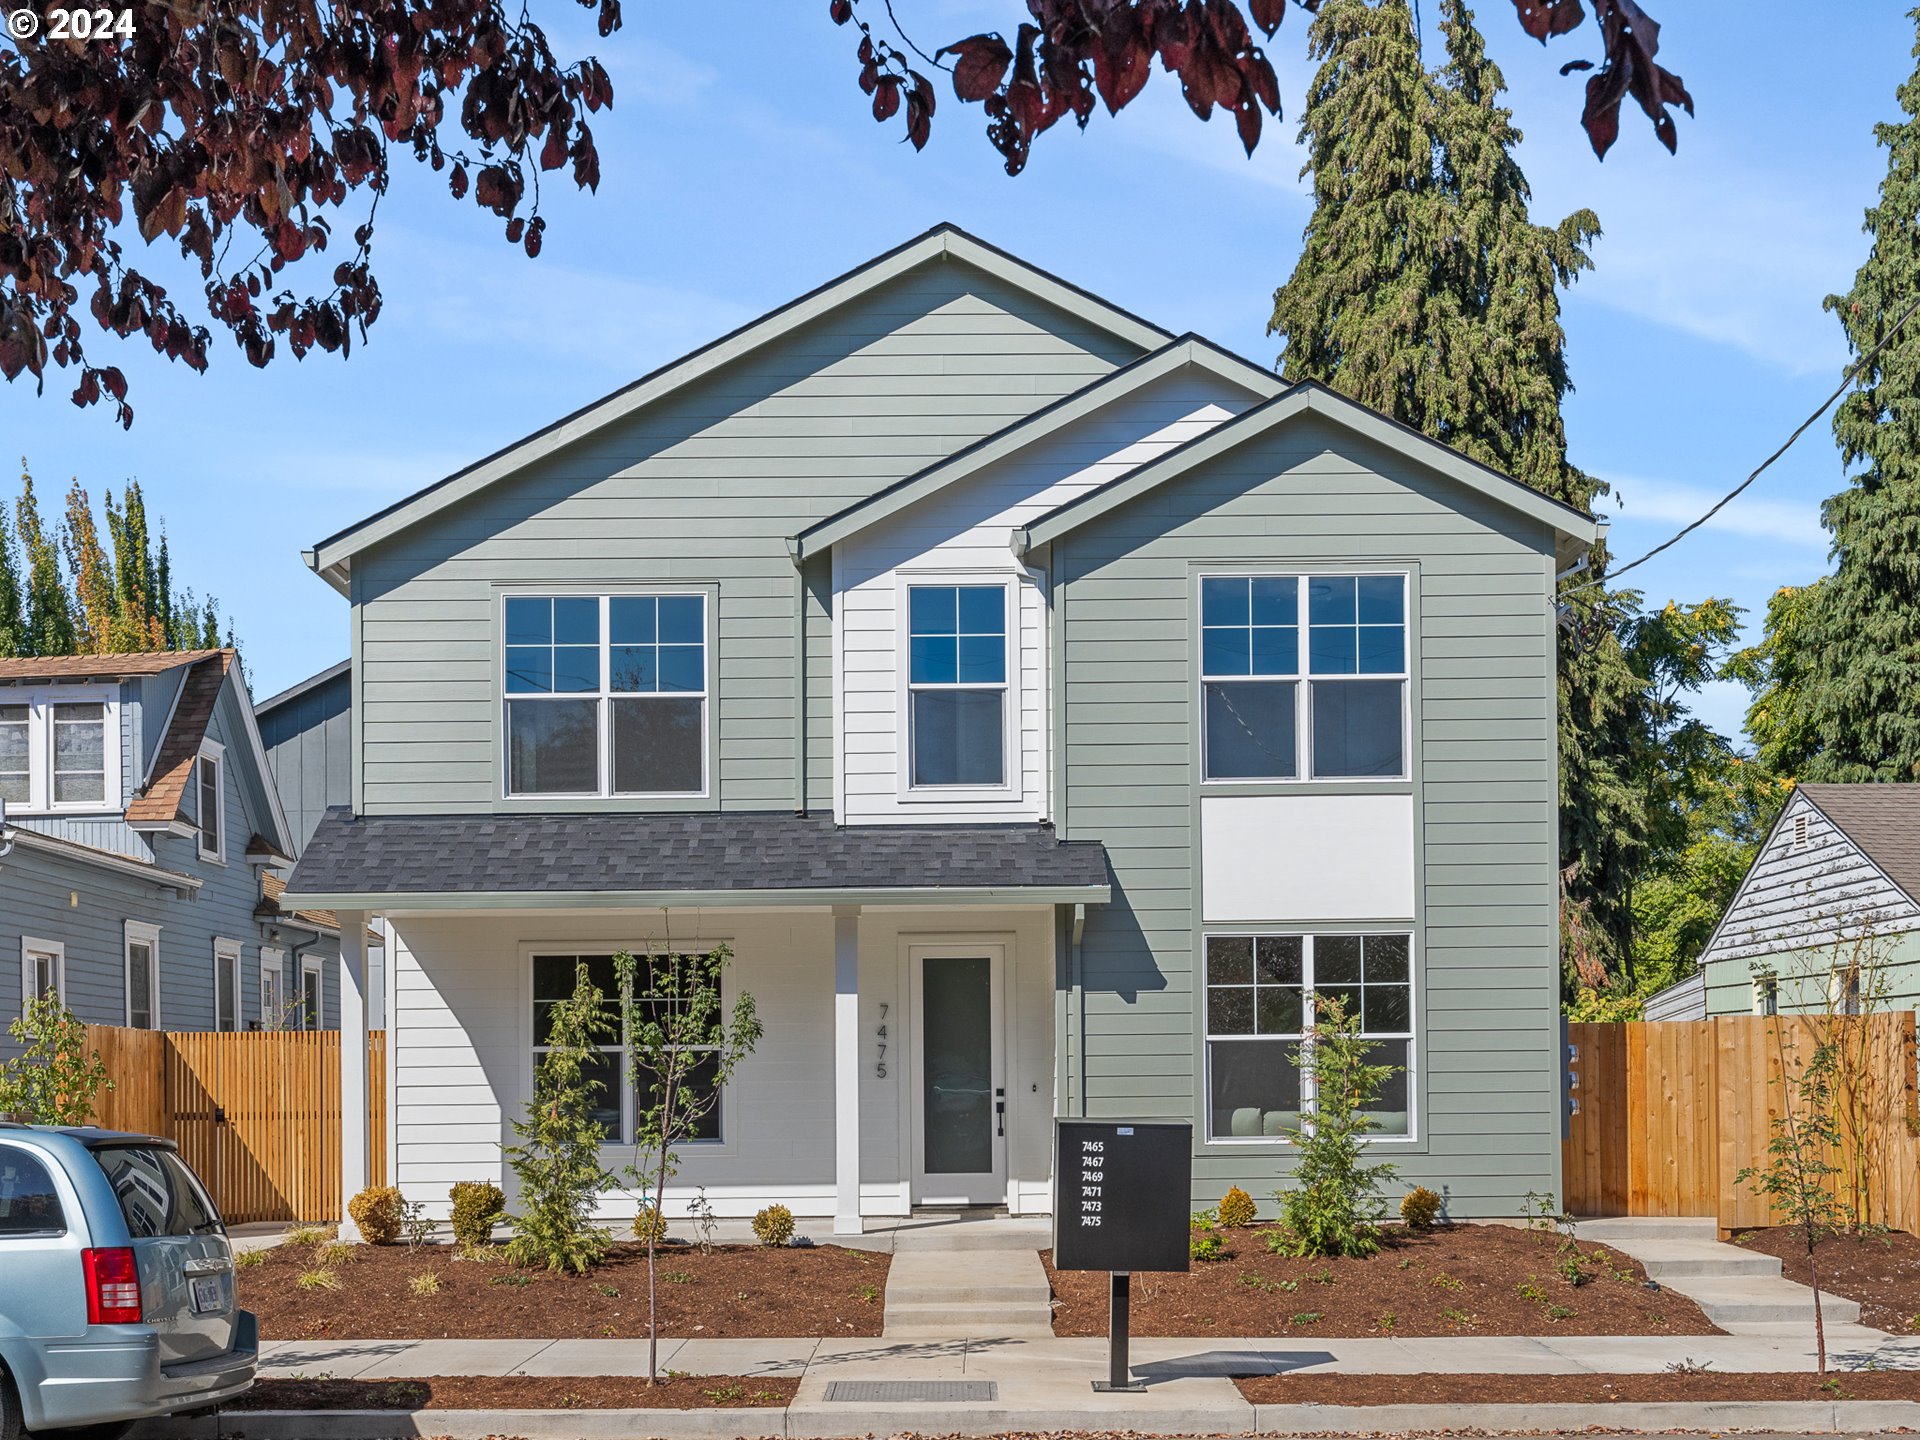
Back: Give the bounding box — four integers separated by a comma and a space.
0, 504, 24, 657
17, 468, 73, 657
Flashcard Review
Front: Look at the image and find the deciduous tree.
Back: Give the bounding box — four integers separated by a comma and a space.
16, 471, 75, 658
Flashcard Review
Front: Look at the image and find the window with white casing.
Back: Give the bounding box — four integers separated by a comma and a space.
197, 744, 223, 861
531, 952, 725, 1147
300, 959, 323, 1030
906, 582, 1010, 789
214, 938, 242, 1031
503, 594, 708, 798
21, 938, 63, 1007
0, 704, 26, 806
1201, 574, 1408, 782
1204, 932, 1415, 1142
125, 922, 160, 1030
260, 948, 286, 1031
0, 689, 119, 812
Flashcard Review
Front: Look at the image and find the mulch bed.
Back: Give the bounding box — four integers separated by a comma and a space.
1236, 1369, 1920, 1405
227, 1375, 797, 1410
1737, 1225, 1920, 1333
241, 1240, 889, 1340
1045, 1224, 1719, 1337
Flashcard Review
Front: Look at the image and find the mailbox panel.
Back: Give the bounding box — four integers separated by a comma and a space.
1052, 1120, 1192, 1273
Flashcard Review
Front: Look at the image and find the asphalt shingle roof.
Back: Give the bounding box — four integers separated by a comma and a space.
285, 809, 1110, 901
1800, 783, 1920, 903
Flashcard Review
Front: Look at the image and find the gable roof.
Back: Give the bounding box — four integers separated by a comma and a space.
0, 649, 222, 683
256, 659, 349, 717
1800, 784, 1920, 905
788, 334, 1282, 563
126, 651, 235, 826
1015, 381, 1601, 567
304, 224, 1172, 595
258, 871, 382, 944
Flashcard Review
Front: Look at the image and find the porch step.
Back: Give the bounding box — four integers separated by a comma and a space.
881, 1248, 1055, 1339
1574, 1217, 1867, 1332
1574, 1216, 1719, 1244
1673, 1277, 1861, 1327
887, 1218, 1055, 1253
1630, 1241, 1783, 1280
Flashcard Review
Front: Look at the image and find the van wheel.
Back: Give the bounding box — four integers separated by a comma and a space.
34, 1426, 133, 1440
0, 1372, 20, 1440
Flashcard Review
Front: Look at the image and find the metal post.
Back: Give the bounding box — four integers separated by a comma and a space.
1092, 1270, 1146, 1392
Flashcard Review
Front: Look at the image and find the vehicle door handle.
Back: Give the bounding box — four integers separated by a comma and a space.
183, 1257, 233, 1277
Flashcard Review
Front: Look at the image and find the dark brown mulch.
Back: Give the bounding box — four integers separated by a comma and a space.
1045, 1224, 1720, 1337
241, 1240, 889, 1340
1737, 1225, 1920, 1334
227, 1375, 797, 1411
1236, 1369, 1920, 1406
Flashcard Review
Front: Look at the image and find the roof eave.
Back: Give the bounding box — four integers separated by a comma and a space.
281, 883, 1113, 912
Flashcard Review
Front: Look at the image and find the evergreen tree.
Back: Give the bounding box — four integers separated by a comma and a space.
200, 597, 220, 649
1269, 0, 1646, 989
0, 502, 24, 657
16, 467, 73, 657
102, 482, 165, 650
1738, 16, 1920, 781
61, 479, 112, 654
154, 530, 176, 647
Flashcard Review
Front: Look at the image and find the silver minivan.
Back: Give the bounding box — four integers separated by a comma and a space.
0, 1125, 257, 1440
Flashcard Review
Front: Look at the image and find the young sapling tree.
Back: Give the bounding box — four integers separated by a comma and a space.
1271, 995, 1399, 1259
0, 996, 113, 1123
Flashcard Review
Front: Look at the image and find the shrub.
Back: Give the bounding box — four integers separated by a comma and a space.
631, 1205, 670, 1246
1189, 1209, 1228, 1262
348, 1186, 405, 1245
409, 1272, 440, 1296
1218, 1186, 1257, 1229
1400, 1186, 1443, 1230
286, 1224, 333, 1248
296, 1267, 340, 1291
233, 1247, 266, 1269
0, 996, 113, 1124
1272, 996, 1399, 1259
450, 1181, 506, 1247
751, 1203, 795, 1247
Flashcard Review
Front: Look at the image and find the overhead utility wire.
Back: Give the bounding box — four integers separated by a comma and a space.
1567, 291, 1920, 595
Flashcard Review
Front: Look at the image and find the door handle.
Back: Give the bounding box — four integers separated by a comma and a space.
183, 1257, 233, 1277
995, 1087, 1005, 1138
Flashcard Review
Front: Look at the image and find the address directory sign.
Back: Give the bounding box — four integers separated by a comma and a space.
1052, 1119, 1192, 1273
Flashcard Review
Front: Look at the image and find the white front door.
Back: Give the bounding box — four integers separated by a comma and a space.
909, 943, 1007, 1206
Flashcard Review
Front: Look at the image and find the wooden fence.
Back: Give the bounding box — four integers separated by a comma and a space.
82, 1026, 385, 1224
1564, 1013, 1920, 1233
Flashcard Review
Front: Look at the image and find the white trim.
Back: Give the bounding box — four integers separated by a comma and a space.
0, 684, 122, 815
285, 884, 1110, 912
213, 936, 244, 1031
20, 936, 64, 1007
299, 955, 325, 1030
259, 946, 286, 1031
196, 740, 226, 864
124, 920, 162, 1030
901, 934, 1015, 1207
895, 573, 1021, 804
1, 826, 202, 891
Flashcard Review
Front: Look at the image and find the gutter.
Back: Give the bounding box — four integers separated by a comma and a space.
1, 825, 203, 893
282, 883, 1113, 913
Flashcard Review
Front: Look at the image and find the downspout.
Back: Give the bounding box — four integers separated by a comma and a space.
1072, 902, 1088, 1118
788, 539, 808, 817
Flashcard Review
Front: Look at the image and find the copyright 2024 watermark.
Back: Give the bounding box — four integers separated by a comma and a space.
7, 5, 137, 40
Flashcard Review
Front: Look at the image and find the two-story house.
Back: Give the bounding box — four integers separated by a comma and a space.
285, 226, 1596, 1236
1, 649, 353, 1052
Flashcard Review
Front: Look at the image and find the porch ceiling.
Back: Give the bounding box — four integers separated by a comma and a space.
282, 809, 1110, 911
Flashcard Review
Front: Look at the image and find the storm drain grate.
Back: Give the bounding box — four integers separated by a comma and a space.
823, 1380, 999, 1403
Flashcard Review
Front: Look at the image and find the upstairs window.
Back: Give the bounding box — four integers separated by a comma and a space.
503, 594, 707, 798
907, 583, 1008, 788
196, 748, 223, 861
0, 705, 26, 805
0, 691, 118, 811
52, 702, 107, 805
1201, 574, 1407, 782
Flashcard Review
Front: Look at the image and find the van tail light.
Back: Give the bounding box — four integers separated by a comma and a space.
83, 1247, 143, 1324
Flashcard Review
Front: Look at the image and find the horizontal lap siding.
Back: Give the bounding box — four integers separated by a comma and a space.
1058, 415, 1561, 1214
353, 262, 1141, 814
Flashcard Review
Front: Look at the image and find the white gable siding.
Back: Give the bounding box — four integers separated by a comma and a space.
1702, 790, 1920, 965
833, 367, 1259, 824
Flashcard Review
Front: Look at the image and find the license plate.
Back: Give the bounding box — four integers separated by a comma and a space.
189, 1275, 223, 1314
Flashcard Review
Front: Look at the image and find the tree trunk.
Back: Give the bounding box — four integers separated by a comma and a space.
1808, 1239, 1827, 1375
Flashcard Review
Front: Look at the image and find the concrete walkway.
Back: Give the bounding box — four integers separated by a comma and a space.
1578, 1216, 1866, 1331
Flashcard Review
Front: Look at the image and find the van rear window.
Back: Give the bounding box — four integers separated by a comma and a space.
0, 1147, 65, 1236
91, 1146, 220, 1238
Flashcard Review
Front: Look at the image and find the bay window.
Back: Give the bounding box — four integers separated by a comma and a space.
504, 593, 707, 798
1201, 574, 1407, 781
907, 583, 1008, 788
1205, 931, 1414, 1141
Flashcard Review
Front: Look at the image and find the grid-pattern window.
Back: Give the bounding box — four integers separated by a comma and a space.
907, 584, 1008, 788
1205, 932, 1414, 1141
0, 705, 26, 805
531, 953, 723, 1146
197, 753, 222, 860
1200, 575, 1407, 781
51, 703, 106, 805
503, 594, 707, 798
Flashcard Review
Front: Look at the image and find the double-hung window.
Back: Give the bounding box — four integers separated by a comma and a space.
1201, 574, 1407, 781
0, 691, 118, 811
531, 952, 725, 1146
504, 594, 707, 798
125, 922, 160, 1030
196, 747, 223, 861
0, 705, 26, 805
907, 583, 1008, 788
214, 938, 243, 1031
1204, 932, 1414, 1141
21, 938, 63, 1007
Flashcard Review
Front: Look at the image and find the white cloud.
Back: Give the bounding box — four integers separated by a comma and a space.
1597, 472, 1827, 548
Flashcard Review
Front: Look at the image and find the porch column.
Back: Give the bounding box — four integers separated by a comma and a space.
833, 905, 862, 1235
337, 911, 370, 1242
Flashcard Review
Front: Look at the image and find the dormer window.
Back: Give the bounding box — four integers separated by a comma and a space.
0, 704, 25, 804
0, 689, 118, 812
907, 583, 1008, 789
197, 743, 224, 861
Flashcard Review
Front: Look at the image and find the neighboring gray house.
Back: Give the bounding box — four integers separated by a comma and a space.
1, 649, 351, 1049
1699, 784, 1920, 1016
285, 225, 1596, 1232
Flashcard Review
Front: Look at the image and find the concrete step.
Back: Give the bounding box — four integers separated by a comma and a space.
1575, 1217, 1720, 1244
881, 1244, 1054, 1339
1629, 1240, 1784, 1280
1673, 1277, 1862, 1326
887, 1281, 1052, 1305
888, 1222, 1053, 1253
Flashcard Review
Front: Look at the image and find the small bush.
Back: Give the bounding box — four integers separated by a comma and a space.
1189, 1209, 1228, 1262
450, 1180, 506, 1248
1400, 1186, 1443, 1230
232, 1247, 266, 1269
319, 1242, 359, 1268
408, 1272, 440, 1297
286, 1224, 334, 1247
751, 1203, 796, 1248
296, 1267, 340, 1291
348, 1185, 406, 1245
631, 1205, 670, 1246
1218, 1186, 1257, 1229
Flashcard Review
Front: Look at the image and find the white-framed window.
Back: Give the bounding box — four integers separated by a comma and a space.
530, 951, 726, 1147
904, 581, 1011, 790
1752, 974, 1779, 1016
259, 948, 286, 1031
0, 687, 120, 812
502, 593, 708, 798
299, 958, 324, 1030
1831, 964, 1863, 1017
213, 938, 243, 1031
20, 937, 64, 1007
1203, 931, 1415, 1142
196, 742, 225, 862
124, 921, 161, 1030
1200, 574, 1408, 782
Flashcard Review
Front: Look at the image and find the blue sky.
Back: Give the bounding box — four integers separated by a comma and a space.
5, 1, 1911, 734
